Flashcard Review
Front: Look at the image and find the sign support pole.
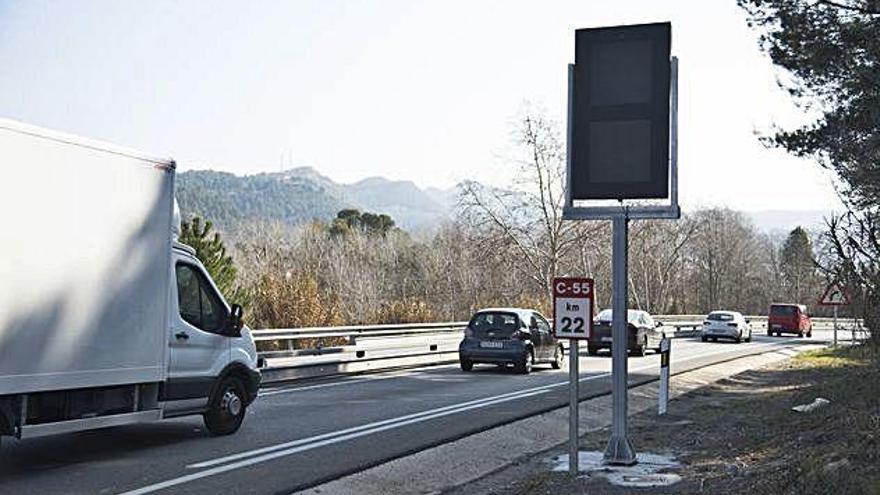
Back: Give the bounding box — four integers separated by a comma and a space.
569, 339, 579, 476
819, 281, 849, 344
604, 213, 636, 465
852, 311, 856, 344
833, 305, 838, 346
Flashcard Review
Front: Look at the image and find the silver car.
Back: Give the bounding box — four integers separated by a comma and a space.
701, 311, 752, 343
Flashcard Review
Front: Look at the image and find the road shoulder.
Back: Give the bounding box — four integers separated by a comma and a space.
296, 344, 827, 495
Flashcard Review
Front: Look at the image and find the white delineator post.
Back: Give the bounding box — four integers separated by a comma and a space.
659, 338, 671, 415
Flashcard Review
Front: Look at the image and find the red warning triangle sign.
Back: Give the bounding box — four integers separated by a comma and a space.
819, 282, 850, 306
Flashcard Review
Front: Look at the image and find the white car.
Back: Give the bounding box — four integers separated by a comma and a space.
701, 311, 752, 343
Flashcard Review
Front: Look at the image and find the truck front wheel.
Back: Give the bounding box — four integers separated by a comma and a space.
204, 377, 247, 436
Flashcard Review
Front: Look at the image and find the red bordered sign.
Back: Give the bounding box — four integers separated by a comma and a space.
818, 282, 850, 306
552, 277, 594, 339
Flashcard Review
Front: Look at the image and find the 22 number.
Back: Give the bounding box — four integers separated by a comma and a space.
560, 317, 585, 333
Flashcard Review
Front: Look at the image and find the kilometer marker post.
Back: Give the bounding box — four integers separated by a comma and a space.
553, 277, 594, 477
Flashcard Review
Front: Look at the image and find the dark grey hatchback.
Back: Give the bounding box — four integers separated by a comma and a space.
458, 308, 564, 374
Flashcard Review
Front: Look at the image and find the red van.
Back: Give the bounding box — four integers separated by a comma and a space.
768, 303, 812, 337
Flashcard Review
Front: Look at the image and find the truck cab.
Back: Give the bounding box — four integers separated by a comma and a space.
163, 242, 260, 434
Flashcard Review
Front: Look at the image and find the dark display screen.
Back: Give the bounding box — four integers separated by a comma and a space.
571, 22, 671, 199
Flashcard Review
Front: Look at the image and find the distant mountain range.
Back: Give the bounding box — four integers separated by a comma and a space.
177, 167, 835, 237
176, 167, 457, 234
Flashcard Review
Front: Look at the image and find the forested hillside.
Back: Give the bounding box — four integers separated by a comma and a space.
176, 167, 453, 234
176, 169, 345, 233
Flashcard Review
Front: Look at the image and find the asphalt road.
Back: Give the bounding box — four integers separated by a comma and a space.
0, 330, 845, 495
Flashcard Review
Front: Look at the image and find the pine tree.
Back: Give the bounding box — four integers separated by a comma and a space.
328, 209, 396, 237
779, 227, 817, 303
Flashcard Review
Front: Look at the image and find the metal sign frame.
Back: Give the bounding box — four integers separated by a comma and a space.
561, 53, 680, 467
563, 57, 680, 221
570, 22, 672, 200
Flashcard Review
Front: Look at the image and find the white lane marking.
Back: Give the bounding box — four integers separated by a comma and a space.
197, 335, 802, 469
259, 377, 375, 396
121, 336, 803, 494
116, 389, 548, 495
258, 366, 458, 397
201, 337, 799, 470
189, 375, 604, 470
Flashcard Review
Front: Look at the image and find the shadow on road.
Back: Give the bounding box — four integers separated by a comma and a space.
0, 421, 204, 475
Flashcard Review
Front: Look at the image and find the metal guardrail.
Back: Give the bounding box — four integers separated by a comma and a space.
254, 315, 865, 384
256, 322, 467, 383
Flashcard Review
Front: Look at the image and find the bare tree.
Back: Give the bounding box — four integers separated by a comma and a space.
459, 110, 599, 300
628, 218, 699, 313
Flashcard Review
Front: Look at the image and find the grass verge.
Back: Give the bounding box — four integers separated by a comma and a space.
450, 344, 880, 495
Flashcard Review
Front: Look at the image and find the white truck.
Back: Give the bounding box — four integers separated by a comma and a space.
0, 118, 261, 447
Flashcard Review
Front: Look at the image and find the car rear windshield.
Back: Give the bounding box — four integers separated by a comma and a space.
770, 305, 796, 316
707, 313, 735, 321
468, 312, 521, 338
596, 309, 641, 325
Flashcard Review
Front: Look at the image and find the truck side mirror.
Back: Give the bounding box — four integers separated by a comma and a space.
226, 304, 244, 337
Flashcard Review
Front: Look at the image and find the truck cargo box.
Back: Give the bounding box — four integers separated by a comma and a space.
0, 119, 175, 395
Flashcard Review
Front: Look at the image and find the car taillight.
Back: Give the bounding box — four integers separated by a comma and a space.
703, 321, 710, 325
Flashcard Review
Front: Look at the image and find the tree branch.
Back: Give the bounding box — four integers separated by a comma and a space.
816, 0, 880, 15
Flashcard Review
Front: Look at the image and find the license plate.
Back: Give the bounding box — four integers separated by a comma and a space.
480, 341, 503, 349
601, 336, 613, 342
772, 324, 782, 329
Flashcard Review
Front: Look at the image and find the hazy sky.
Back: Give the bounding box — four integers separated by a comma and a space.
0, 0, 842, 212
